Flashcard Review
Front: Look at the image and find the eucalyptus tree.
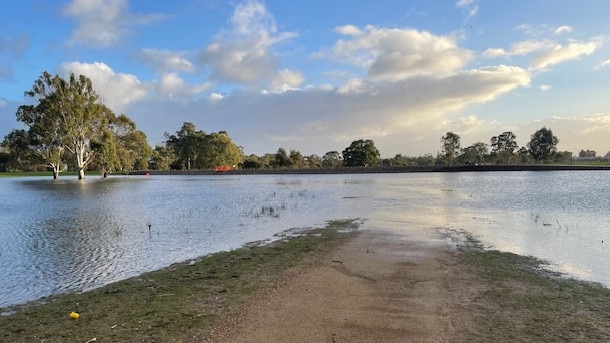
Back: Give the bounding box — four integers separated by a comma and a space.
527, 127, 559, 162
491, 131, 518, 164
342, 139, 380, 167
440, 132, 461, 165
459, 142, 488, 165
16, 72, 114, 179
95, 114, 152, 174
201, 131, 241, 168
2, 129, 46, 173
274, 148, 292, 168
322, 151, 342, 167
165, 122, 206, 170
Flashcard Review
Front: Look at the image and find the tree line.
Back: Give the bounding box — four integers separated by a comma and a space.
0, 72, 602, 178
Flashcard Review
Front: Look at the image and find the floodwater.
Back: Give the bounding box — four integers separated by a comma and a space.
0, 171, 608, 308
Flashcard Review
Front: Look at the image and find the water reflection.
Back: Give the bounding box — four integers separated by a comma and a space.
1, 171, 609, 308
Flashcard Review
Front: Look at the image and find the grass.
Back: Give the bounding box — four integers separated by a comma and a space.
461, 243, 610, 342
3, 220, 610, 342
0, 219, 360, 343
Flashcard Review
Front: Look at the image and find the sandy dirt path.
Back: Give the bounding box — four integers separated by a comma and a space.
203, 228, 475, 342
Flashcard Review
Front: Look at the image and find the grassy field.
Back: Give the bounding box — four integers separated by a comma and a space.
462, 244, 610, 342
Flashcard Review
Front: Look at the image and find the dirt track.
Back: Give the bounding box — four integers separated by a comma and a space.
204, 229, 476, 342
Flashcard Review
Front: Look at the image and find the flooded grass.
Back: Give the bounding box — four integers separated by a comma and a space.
462, 245, 610, 342
0, 219, 360, 343
3, 219, 610, 342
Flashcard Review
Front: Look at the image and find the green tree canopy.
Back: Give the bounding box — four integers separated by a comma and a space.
322, 151, 342, 167
15, 72, 119, 179
491, 131, 518, 164
164, 123, 241, 170
342, 139, 380, 167
440, 132, 461, 165
527, 127, 559, 162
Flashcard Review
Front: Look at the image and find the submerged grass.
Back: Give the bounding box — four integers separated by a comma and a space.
462, 244, 610, 342
0, 219, 360, 343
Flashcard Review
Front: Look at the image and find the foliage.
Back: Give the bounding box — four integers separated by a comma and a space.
8, 72, 150, 179
322, 151, 342, 167
440, 131, 461, 165
579, 149, 596, 158
16, 72, 115, 179
458, 142, 488, 165
527, 127, 559, 162
164, 122, 241, 170
490, 131, 518, 164
342, 139, 380, 167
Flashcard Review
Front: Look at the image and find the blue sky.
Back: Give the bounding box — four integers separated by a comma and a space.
1, 0, 610, 157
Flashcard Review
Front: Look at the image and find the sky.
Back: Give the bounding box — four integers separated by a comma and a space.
1, 0, 610, 158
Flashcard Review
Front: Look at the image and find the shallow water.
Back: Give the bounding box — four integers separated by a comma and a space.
0, 171, 608, 307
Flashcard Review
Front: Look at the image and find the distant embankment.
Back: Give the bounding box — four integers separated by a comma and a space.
130, 164, 610, 176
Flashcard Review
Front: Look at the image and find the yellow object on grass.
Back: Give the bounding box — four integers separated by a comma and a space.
69, 311, 80, 319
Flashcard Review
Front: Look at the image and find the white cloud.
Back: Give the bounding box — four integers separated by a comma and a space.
595, 59, 610, 70
197, 0, 296, 85
63, 0, 166, 48
483, 48, 507, 58
456, 0, 475, 7
58, 61, 146, 110
139, 48, 194, 73
532, 37, 605, 69
538, 84, 552, 91
554, 25, 574, 35
266, 69, 304, 93
328, 26, 473, 81
124, 63, 530, 155
456, 0, 478, 21
337, 78, 369, 94
335, 25, 363, 36
156, 73, 210, 100
510, 39, 555, 55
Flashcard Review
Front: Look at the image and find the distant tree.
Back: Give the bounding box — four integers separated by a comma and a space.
202, 131, 241, 168
440, 132, 461, 165
527, 127, 559, 162
2, 129, 42, 172
382, 154, 410, 166
242, 154, 263, 169
92, 130, 120, 177
517, 147, 531, 163
578, 149, 596, 158
555, 151, 573, 163
304, 154, 321, 168
342, 139, 380, 167
150, 145, 175, 170
415, 154, 435, 166
0, 150, 10, 172
17, 72, 115, 179
490, 131, 518, 164
289, 150, 305, 168
109, 114, 152, 172
165, 122, 206, 170
322, 151, 342, 167
459, 142, 488, 165
274, 148, 292, 168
